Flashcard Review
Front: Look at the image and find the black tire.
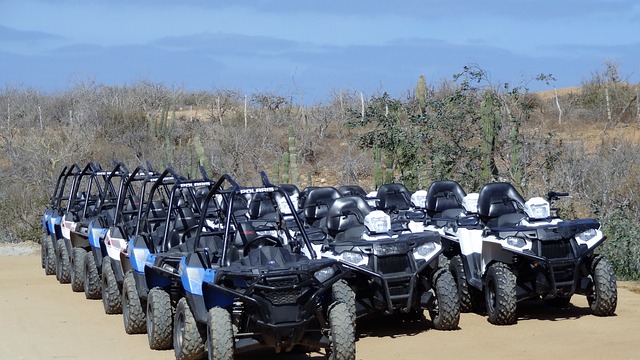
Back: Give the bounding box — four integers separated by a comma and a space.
71, 248, 86, 292
207, 307, 234, 360
122, 271, 146, 334
83, 252, 101, 299
327, 302, 356, 360
332, 280, 356, 322
55, 239, 70, 284
588, 256, 617, 316
485, 262, 517, 325
429, 268, 460, 330
102, 257, 122, 314
147, 287, 174, 350
174, 297, 205, 360
40, 235, 46, 269
44, 236, 56, 276
449, 255, 472, 313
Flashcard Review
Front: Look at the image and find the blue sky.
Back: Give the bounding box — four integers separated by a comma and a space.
1, 0, 639, 102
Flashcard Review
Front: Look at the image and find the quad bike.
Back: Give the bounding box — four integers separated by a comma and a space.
442, 182, 617, 325
305, 187, 460, 331
174, 173, 356, 360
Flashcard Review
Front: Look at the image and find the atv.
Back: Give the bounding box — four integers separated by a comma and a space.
443, 182, 617, 325
174, 173, 356, 359
304, 185, 460, 331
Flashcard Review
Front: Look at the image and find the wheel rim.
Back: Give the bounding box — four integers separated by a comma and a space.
175, 311, 185, 350
487, 278, 496, 314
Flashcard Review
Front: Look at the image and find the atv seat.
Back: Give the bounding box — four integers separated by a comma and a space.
425, 180, 466, 225
377, 183, 412, 211
477, 182, 526, 227
248, 192, 278, 221
169, 234, 223, 265
325, 196, 371, 238
166, 207, 197, 251
301, 186, 342, 226
337, 185, 368, 200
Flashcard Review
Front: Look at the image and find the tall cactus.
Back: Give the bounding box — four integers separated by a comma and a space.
281, 152, 290, 183
288, 126, 299, 184
480, 89, 501, 183
416, 75, 427, 111
373, 146, 383, 188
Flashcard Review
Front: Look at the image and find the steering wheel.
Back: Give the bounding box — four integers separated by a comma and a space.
242, 235, 282, 256
181, 223, 217, 242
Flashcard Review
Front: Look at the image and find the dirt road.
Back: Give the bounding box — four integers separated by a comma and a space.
1, 245, 638, 360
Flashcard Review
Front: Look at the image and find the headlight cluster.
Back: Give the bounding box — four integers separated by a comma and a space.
340, 251, 367, 266
412, 242, 439, 260
576, 228, 598, 242
505, 236, 527, 248
314, 267, 336, 283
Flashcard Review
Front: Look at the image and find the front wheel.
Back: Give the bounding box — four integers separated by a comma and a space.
485, 262, 517, 325
71, 248, 87, 292
332, 280, 356, 322
43, 236, 56, 276
428, 268, 460, 330
56, 239, 70, 284
327, 302, 356, 360
102, 257, 122, 314
83, 252, 101, 299
147, 287, 174, 350
174, 297, 205, 360
207, 307, 234, 360
588, 256, 617, 316
122, 271, 146, 334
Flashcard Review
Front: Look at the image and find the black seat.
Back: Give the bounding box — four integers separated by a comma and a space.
166, 207, 197, 251
425, 180, 466, 220
301, 187, 342, 226
338, 185, 368, 199
248, 193, 277, 220
477, 182, 526, 227
325, 196, 372, 238
377, 184, 412, 211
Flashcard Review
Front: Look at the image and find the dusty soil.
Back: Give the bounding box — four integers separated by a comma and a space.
1, 243, 639, 360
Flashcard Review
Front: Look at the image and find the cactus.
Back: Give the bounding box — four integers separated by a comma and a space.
193, 135, 210, 176
281, 152, 290, 183
273, 160, 280, 183
383, 150, 394, 184
480, 89, 500, 183
416, 75, 427, 111
288, 126, 299, 184
373, 146, 383, 188
307, 170, 313, 187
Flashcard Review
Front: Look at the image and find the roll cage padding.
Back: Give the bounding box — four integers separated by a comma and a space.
425, 180, 466, 216
477, 182, 526, 221
377, 183, 412, 211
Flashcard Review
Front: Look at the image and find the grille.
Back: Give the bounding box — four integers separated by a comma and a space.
262, 278, 301, 305
376, 255, 410, 274
540, 240, 573, 259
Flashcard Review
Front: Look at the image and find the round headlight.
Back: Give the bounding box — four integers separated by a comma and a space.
576, 228, 597, 242
416, 242, 437, 257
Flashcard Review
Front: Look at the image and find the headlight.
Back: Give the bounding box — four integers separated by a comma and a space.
314, 267, 336, 283
505, 236, 527, 248
576, 228, 597, 242
341, 251, 365, 265
415, 242, 437, 257
524, 197, 550, 219
364, 210, 391, 234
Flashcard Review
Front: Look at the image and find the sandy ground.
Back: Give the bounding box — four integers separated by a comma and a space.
1, 243, 639, 360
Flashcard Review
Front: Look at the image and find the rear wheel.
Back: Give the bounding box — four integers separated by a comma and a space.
485, 262, 517, 325
588, 255, 617, 316
147, 287, 174, 350
122, 271, 146, 334
327, 302, 356, 360
173, 297, 205, 360
449, 255, 472, 312
44, 236, 56, 276
40, 234, 47, 269
55, 240, 70, 284
429, 268, 460, 330
207, 307, 234, 360
102, 257, 122, 314
71, 248, 87, 292
83, 252, 101, 299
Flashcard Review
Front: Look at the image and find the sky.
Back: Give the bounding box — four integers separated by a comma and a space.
1, 0, 639, 102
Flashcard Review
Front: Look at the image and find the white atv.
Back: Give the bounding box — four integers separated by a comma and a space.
442, 182, 617, 325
